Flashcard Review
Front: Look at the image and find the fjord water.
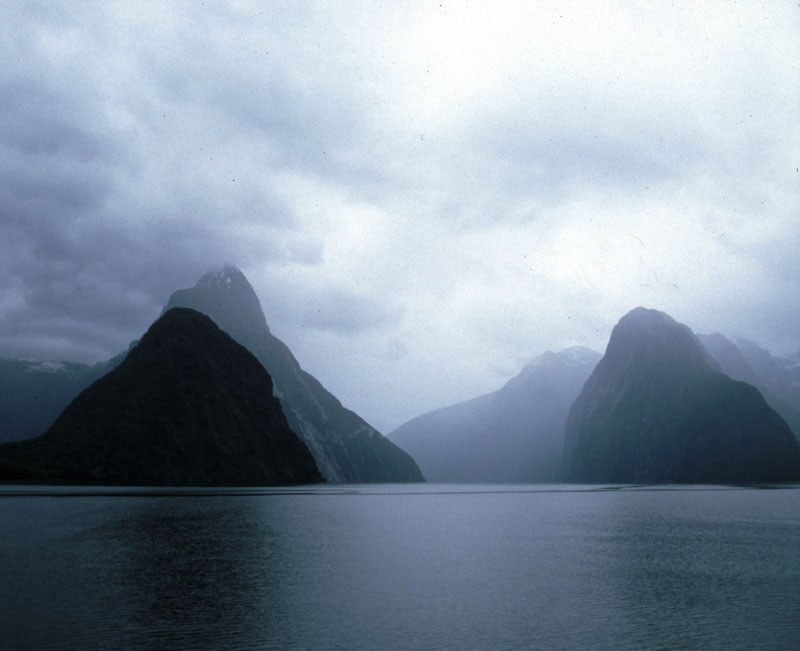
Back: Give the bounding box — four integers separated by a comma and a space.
1, 485, 798, 650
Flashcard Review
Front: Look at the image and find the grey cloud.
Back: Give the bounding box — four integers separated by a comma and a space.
0, 80, 112, 161
0, 5, 331, 364
0, 1, 796, 431
142, 25, 369, 186
262, 285, 399, 337
0, 77, 126, 222
472, 115, 712, 202
300, 288, 399, 336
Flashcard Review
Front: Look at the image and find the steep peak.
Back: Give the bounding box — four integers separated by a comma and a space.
615, 306, 681, 332
600, 307, 718, 385
196, 264, 248, 291
612, 307, 693, 342
0, 305, 322, 485
165, 265, 270, 338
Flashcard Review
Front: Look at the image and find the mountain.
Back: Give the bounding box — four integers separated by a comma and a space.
164, 266, 423, 483
736, 338, 800, 404
696, 333, 759, 385
734, 338, 800, 436
0, 354, 123, 444
0, 308, 322, 485
389, 347, 601, 482
698, 333, 800, 441
559, 307, 800, 483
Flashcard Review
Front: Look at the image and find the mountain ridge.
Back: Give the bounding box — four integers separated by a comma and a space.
164, 266, 424, 483
0, 308, 322, 485
698, 332, 800, 441
390, 346, 601, 482
559, 307, 800, 483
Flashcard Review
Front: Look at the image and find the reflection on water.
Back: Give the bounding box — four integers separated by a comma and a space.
1, 484, 799, 650
108, 499, 270, 647
590, 490, 800, 649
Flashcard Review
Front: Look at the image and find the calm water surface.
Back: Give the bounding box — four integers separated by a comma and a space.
1, 484, 798, 650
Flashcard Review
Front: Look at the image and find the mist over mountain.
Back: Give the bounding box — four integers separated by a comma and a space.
735, 339, 800, 403
389, 347, 600, 482
698, 333, 800, 441
559, 308, 800, 483
0, 308, 322, 485
165, 266, 423, 483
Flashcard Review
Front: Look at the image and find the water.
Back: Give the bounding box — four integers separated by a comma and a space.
1, 484, 798, 650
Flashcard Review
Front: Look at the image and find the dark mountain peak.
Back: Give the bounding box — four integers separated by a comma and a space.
620, 305, 672, 323
560, 309, 800, 483
0, 307, 322, 485
129, 307, 266, 383
613, 306, 692, 345
601, 306, 718, 387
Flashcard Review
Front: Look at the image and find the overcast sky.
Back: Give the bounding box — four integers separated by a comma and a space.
1, 1, 798, 432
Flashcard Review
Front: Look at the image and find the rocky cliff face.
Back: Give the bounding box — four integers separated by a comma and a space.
0, 308, 322, 485
165, 266, 424, 483
559, 308, 800, 483
390, 347, 600, 482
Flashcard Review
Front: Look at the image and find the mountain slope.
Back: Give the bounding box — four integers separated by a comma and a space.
164, 266, 423, 483
698, 333, 800, 441
0, 354, 123, 444
736, 338, 800, 408
0, 308, 322, 485
389, 347, 601, 482
559, 308, 800, 483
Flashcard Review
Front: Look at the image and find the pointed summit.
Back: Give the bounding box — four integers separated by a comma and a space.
165, 266, 424, 483
602, 307, 720, 382
0, 308, 322, 485
166, 265, 270, 339
197, 264, 249, 290
559, 307, 800, 483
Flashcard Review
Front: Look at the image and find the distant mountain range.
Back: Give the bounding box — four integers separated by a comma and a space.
0, 308, 322, 485
390, 308, 800, 484
1, 266, 798, 486
558, 308, 800, 483
0, 266, 422, 483
389, 347, 601, 482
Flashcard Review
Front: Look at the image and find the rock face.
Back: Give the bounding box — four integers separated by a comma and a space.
389, 347, 601, 482
0, 308, 322, 485
559, 307, 800, 483
0, 355, 123, 444
165, 266, 424, 483
698, 333, 800, 441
